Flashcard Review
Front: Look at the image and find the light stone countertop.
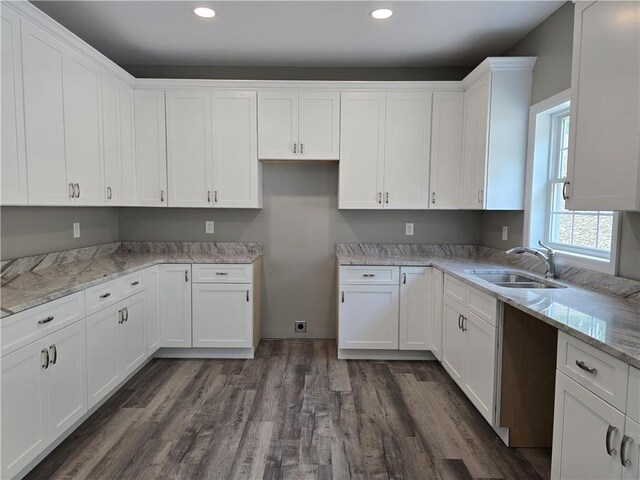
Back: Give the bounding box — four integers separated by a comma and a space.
337, 247, 640, 369
1, 242, 262, 318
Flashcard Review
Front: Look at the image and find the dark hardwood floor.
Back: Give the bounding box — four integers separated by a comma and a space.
27, 340, 550, 480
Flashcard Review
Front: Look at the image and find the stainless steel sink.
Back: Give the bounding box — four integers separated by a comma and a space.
468, 270, 565, 289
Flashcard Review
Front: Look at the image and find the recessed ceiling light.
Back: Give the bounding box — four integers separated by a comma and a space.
371, 8, 393, 20
193, 7, 216, 18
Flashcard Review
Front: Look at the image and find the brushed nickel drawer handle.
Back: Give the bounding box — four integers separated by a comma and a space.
131, 281, 140, 286
621, 435, 633, 467
49, 344, 57, 365
100, 292, 111, 299
576, 360, 597, 375
41, 349, 49, 369
362, 274, 375, 278
216, 272, 228, 276
38, 315, 54, 325
606, 425, 618, 456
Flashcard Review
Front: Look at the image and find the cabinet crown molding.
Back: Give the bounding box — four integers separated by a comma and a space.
462, 56, 537, 88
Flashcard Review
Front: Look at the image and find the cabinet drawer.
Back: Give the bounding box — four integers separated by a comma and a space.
1, 292, 85, 357
444, 274, 467, 304
117, 271, 145, 298
557, 331, 629, 411
192, 264, 252, 284
339, 266, 399, 285
85, 279, 119, 316
628, 367, 640, 424
467, 288, 497, 327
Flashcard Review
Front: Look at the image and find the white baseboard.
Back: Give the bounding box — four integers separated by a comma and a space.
337, 348, 436, 361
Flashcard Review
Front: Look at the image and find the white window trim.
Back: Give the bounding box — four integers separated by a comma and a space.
523, 89, 620, 275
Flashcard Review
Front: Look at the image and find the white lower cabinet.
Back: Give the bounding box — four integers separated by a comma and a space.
160, 265, 192, 347
1, 320, 87, 479
622, 417, 639, 480
144, 266, 160, 354
442, 291, 497, 424
430, 268, 444, 360
118, 293, 146, 376
552, 371, 626, 480
192, 284, 253, 348
399, 267, 432, 350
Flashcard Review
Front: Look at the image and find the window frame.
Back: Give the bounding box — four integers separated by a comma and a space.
523, 90, 620, 275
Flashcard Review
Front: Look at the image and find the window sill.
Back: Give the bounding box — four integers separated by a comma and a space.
553, 249, 617, 275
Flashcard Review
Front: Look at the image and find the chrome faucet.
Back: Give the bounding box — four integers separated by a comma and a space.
506, 240, 557, 279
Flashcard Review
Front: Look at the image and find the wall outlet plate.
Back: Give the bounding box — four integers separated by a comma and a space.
206, 221, 214, 234
502, 226, 508, 241
294, 321, 307, 333
405, 223, 414, 236
73, 222, 80, 238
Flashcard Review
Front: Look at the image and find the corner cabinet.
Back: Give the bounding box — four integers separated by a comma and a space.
257, 90, 340, 160
339, 91, 432, 210
134, 89, 167, 206
566, 1, 640, 211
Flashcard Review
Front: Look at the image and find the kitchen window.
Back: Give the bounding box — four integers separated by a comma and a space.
524, 90, 619, 274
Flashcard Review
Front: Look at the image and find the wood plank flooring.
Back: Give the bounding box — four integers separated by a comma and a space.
26, 340, 550, 480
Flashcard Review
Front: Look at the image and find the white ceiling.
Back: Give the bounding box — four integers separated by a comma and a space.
31, 1, 564, 68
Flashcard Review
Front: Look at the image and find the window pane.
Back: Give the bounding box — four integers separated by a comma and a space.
572, 215, 598, 249
551, 182, 567, 212
560, 148, 568, 178
551, 213, 573, 245
597, 215, 613, 251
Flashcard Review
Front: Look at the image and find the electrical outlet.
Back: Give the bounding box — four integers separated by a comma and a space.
405, 223, 414, 236
73, 222, 80, 238
502, 226, 508, 241
294, 321, 307, 333
205, 221, 214, 234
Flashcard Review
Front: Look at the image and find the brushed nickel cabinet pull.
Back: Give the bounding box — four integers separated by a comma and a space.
362, 274, 375, 278
378, 192, 382, 204
216, 272, 228, 276
41, 349, 49, 369
107, 186, 112, 200
49, 344, 57, 365
131, 281, 139, 286
606, 425, 618, 456
124, 307, 129, 322
403, 273, 407, 284
458, 314, 463, 330
185, 269, 189, 282
69, 183, 75, 198
385, 192, 389, 204
341, 291, 345, 303
293, 142, 297, 154
118, 309, 124, 324
300, 143, 304, 154
76, 183, 80, 198
246, 290, 250, 302
621, 435, 633, 467
432, 192, 436, 204
562, 181, 570, 200
160, 190, 165, 202
38, 315, 54, 325
576, 360, 597, 375
214, 191, 218, 203
100, 292, 111, 299
207, 190, 211, 203
478, 189, 483, 204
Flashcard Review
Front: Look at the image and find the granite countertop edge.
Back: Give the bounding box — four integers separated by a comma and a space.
1, 252, 262, 318
337, 253, 640, 369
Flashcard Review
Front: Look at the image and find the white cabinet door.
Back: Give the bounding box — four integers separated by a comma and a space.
119, 292, 146, 376
1, 7, 27, 205
134, 89, 167, 206
86, 304, 120, 409
62, 49, 104, 206
21, 19, 69, 205
430, 268, 444, 360
552, 371, 625, 480
166, 91, 212, 207
623, 417, 639, 480
463, 311, 496, 423
1, 339, 48, 479
257, 90, 298, 160
45, 321, 87, 440
567, 1, 640, 211
442, 298, 466, 385
144, 266, 160, 355
463, 76, 490, 210
399, 267, 432, 350
383, 91, 432, 209
160, 265, 192, 347
101, 72, 121, 205
192, 284, 253, 348
338, 285, 399, 350
429, 91, 465, 209
119, 82, 136, 205
338, 91, 386, 209
298, 90, 340, 160
212, 90, 260, 208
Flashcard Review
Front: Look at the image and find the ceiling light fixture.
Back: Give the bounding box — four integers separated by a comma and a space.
371, 8, 393, 20
193, 7, 216, 18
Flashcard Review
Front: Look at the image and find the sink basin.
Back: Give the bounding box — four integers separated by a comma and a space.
468, 270, 565, 289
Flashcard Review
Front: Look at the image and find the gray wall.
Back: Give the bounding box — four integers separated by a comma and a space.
1, 207, 119, 260
486, 1, 640, 281
119, 163, 483, 338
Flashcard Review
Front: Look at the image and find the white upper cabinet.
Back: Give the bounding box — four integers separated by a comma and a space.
566, 1, 640, 211
1, 7, 27, 205
118, 83, 137, 205
383, 91, 432, 209
429, 91, 465, 209
134, 89, 167, 206
62, 48, 104, 206
461, 58, 535, 210
166, 90, 212, 207
212, 90, 261, 208
21, 19, 69, 205
101, 72, 122, 205
298, 91, 340, 160
339, 91, 386, 209
258, 90, 340, 160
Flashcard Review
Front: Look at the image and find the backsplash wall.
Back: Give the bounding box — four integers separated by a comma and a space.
119, 163, 484, 338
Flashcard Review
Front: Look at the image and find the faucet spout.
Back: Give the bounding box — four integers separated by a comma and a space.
506, 241, 557, 279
